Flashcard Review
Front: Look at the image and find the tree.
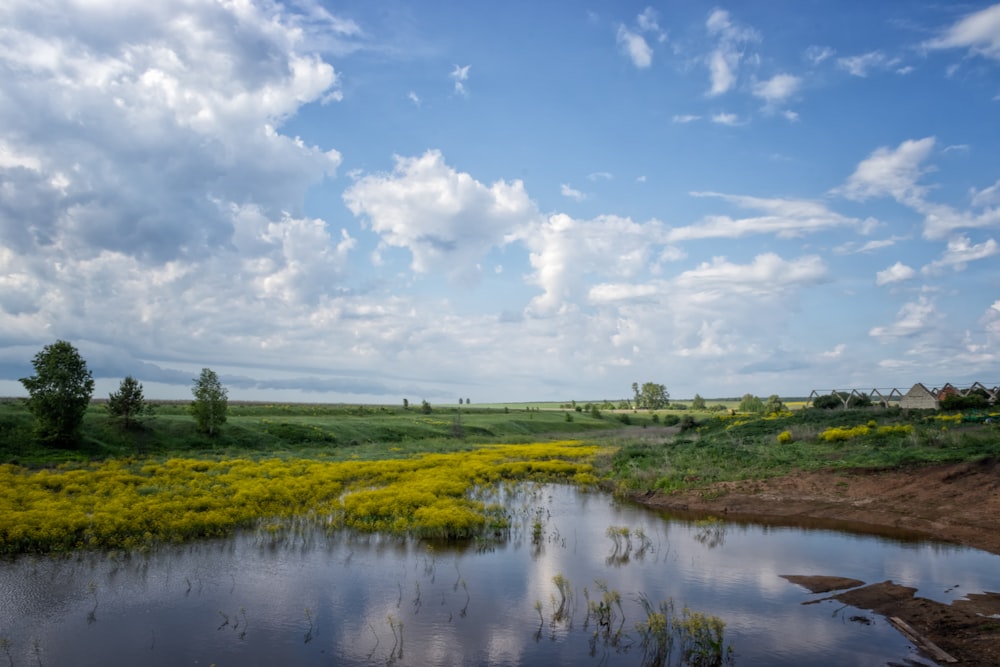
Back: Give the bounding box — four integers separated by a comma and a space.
764, 394, 785, 414
691, 394, 707, 410
738, 394, 765, 414
20, 340, 95, 446
421, 399, 432, 414
190, 368, 228, 436
107, 375, 148, 430
633, 382, 670, 410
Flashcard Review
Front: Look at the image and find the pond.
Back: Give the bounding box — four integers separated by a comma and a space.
1, 483, 998, 666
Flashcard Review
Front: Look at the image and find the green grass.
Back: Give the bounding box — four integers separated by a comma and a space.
598, 407, 1000, 494
0, 400, 625, 465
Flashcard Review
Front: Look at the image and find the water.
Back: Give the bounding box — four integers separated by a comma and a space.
1, 483, 997, 666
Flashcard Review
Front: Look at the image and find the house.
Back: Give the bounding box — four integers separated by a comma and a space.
900, 383, 939, 410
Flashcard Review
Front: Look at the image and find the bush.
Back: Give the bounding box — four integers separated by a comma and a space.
678, 415, 698, 433
777, 430, 793, 444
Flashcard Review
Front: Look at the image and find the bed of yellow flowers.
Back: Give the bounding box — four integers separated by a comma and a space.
0, 441, 600, 554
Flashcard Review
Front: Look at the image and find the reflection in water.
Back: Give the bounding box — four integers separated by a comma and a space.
0, 483, 997, 666
693, 517, 727, 550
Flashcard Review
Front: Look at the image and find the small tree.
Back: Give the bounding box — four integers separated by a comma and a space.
420, 399, 432, 414
107, 375, 148, 430
191, 368, 228, 436
20, 340, 95, 446
402, 398, 409, 410
691, 394, 707, 410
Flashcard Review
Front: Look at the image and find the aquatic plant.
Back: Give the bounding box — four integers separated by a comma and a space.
635, 595, 734, 667
0, 441, 600, 554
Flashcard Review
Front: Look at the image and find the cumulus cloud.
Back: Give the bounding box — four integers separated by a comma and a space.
343, 150, 538, 276
523, 214, 668, 316
837, 137, 936, 203
752, 73, 801, 106
0, 0, 343, 264
876, 261, 916, 286
704, 8, 760, 96
869, 296, 937, 339
925, 4, 1000, 60
922, 235, 999, 274
836, 137, 1000, 239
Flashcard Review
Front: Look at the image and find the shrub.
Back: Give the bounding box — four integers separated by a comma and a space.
776, 430, 793, 444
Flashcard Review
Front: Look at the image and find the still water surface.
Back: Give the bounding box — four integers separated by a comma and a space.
1, 483, 998, 666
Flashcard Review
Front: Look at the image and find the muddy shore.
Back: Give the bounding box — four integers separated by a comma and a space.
631, 458, 1000, 665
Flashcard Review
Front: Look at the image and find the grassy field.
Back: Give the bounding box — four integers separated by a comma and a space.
0, 399, 625, 465
599, 406, 1000, 495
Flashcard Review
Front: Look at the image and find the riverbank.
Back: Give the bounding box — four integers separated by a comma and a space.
633, 459, 1000, 666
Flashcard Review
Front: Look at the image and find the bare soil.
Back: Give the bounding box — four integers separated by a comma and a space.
632, 458, 1000, 665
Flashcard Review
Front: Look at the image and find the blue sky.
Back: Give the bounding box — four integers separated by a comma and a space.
1, 0, 999, 403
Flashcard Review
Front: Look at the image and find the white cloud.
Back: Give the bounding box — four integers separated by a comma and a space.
925, 4, 1000, 60
752, 73, 801, 105
617, 26, 653, 68
971, 179, 1000, 207
344, 150, 537, 276
922, 235, 999, 274
450, 64, 470, 95
669, 192, 867, 240
637, 7, 667, 41
0, 0, 343, 266
674, 253, 826, 295
408, 91, 421, 106
708, 50, 736, 95
560, 183, 588, 201
711, 112, 742, 126
837, 51, 901, 77
876, 261, 916, 286
704, 9, 760, 96
836, 138, 1000, 239
920, 201, 1000, 239
804, 45, 835, 64
869, 296, 937, 339
616, 6, 667, 68
588, 171, 614, 181
837, 137, 936, 203
672, 114, 701, 123
523, 214, 667, 316
821, 343, 846, 359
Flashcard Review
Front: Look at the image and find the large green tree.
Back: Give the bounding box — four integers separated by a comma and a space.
190, 368, 228, 436
632, 382, 670, 410
19, 340, 95, 446
107, 375, 148, 430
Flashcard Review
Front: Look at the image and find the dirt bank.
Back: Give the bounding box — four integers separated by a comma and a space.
634, 457, 1000, 555
632, 459, 1000, 665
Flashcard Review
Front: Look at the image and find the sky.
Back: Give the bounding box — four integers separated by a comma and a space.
1, 0, 999, 404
